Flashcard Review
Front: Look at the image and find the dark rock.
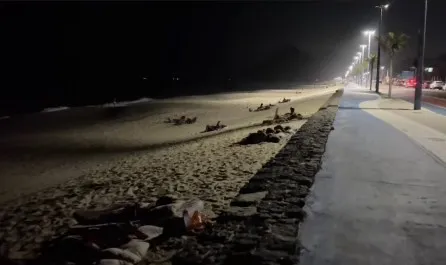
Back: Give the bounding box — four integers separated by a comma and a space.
239, 131, 267, 145
231, 191, 268, 207
273, 125, 284, 132
233, 239, 258, 251
265, 128, 274, 134
170, 96, 341, 265
266, 135, 280, 143
296, 176, 313, 187
155, 195, 177, 206
284, 126, 291, 131
285, 208, 306, 220
249, 248, 292, 263
222, 206, 257, 220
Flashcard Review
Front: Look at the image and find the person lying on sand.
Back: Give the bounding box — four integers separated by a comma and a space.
204, 121, 227, 132
278, 98, 291, 103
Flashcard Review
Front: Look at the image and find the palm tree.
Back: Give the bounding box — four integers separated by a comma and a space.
366, 54, 377, 91
376, 32, 409, 98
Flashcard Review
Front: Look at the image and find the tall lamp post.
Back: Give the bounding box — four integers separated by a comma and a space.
360, 45, 367, 86
375, 3, 389, 93
414, 0, 428, 110
360, 45, 367, 62
354, 56, 359, 84
364, 31, 375, 90
363, 30, 375, 58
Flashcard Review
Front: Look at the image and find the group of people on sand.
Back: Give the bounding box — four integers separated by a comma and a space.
165, 116, 197, 125
249, 97, 292, 112
165, 115, 227, 133
249, 103, 276, 112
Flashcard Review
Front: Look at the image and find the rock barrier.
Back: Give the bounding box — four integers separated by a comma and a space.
172, 90, 342, 265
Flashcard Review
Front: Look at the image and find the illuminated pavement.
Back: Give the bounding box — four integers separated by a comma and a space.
299, 84, 446, 265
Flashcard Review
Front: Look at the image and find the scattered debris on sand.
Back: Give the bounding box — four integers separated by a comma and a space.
26, 197, 211, 265
239, 125, 293, 145
203, 121, 227, 132
165, 116, 197, 125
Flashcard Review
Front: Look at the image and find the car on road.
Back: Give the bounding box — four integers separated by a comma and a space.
423, 81, 432, 89
429, 81, 445, 90
404, 79, 417, 88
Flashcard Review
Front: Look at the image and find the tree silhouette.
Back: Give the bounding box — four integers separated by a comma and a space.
366, 54, 377, 91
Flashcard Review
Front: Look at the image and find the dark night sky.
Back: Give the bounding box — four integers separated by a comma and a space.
0, 0, 445, 115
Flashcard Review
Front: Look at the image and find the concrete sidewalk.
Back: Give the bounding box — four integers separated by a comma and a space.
299, 84, 446, 265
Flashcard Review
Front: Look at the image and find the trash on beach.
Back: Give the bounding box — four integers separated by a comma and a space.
34, 196, 213, 265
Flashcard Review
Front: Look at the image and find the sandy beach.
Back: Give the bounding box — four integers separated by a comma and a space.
0, 86, 337, 259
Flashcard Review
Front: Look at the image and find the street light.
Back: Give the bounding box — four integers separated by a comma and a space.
363, 30, 375, 58
360, 45, 367, 62
375, 3, 390, 93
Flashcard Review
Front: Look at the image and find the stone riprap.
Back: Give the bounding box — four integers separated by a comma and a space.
171, 89, 342, 265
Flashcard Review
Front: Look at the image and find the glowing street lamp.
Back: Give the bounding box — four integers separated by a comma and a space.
360, 45, 367, 62
363, 30, 375, 58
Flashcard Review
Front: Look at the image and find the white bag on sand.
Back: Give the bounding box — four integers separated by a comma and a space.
102, 248, 141, 263
120, 239, 150, 260
98, 259, 133, 265
138, 225, 163, 240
